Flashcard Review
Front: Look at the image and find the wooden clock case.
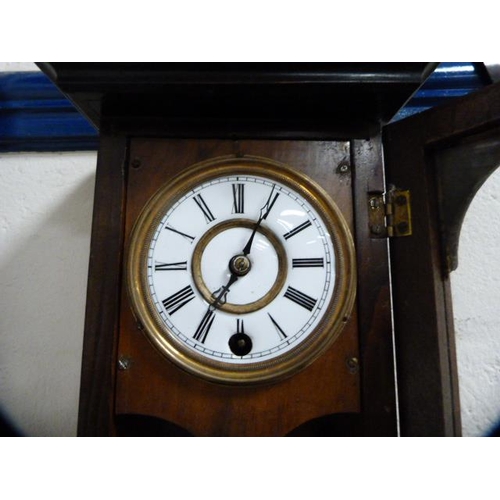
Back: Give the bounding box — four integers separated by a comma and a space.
38, 63, 500, 436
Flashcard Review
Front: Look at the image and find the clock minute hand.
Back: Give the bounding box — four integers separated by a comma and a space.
242, 185, 279, 256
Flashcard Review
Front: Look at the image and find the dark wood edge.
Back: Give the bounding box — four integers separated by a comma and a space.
383, 114, 461, 436
77, 133, 128, 436
106, 117, 378, 142
352, 137, 398, 436
420, 80, 500, 146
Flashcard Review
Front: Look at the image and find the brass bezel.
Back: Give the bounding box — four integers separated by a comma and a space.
127, 156, 357, 385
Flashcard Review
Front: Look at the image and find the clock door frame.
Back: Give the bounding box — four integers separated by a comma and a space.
383, 81, 500, 436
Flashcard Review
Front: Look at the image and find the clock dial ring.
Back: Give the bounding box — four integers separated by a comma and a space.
127, 156, 356, 385
191, 218, 288, 314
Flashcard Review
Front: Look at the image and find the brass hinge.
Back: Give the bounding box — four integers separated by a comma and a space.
368, 186, 412, 238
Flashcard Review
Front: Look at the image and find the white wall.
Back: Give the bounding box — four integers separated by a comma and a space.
1, 63, 499, 436
452, 169, 500, 436
0, 152, 96, 436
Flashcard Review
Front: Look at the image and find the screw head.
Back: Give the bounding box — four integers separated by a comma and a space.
229, 254, 252, 276
346, 357, 359, 374
337, 162, 350, 174
395, 195, 407, 206
118, 357, 132, 371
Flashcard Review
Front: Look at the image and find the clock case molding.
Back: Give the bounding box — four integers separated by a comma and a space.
37, 63, 500, 436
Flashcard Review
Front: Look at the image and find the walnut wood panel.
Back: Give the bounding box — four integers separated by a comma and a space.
115, 139, 361, 436
78, 133, 127, 436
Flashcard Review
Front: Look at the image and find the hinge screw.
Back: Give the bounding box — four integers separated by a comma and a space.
118, 357, 132, 371
131, 158, 141, 169
395, 194, 407, 206
369, 197, 381, 209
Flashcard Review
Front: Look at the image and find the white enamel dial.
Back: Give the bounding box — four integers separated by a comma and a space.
127, 158, 356, 384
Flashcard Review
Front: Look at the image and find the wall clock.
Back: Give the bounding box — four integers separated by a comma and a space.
126, 156, 356, 385
39, 63, 496, 436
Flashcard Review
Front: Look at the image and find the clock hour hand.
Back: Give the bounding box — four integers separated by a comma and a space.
194, 272, 239, 344
193, 274, 238, 344
210, 272, 239, 310
241, 185, 279, 256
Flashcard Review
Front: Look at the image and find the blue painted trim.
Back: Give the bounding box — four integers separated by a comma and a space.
0, 64, 488, 152
392, 63, 486, 121
0, 72, 98, 152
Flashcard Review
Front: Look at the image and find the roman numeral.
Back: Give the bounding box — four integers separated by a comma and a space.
193, 194, 216, 223
162, 285, 195, 315
236, 318, 245, 334
154, 261, 188, 271
284, 286, 317, 312
232, 183, 245, 214
193, 308, 216, 344
283, 220, 312, 240
268, 313, 287, 341
164, 225, 195, 243
292, 258, 324, 268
